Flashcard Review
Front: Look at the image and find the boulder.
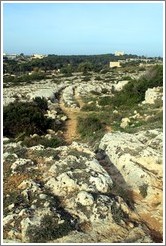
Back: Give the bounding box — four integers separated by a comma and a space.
143, 87, 163, 104
120, 117, 130, 128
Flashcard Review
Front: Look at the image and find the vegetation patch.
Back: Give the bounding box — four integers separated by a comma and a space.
139, 183, 148, 198
67, 149, 91, 159
98, 96, 113, 106
4, 72, 46, 85
111, 200, 128, 224
26, 214, 73, 243
81, 103, 98, 112
3, 99, 54, 138
111, 65, 163, 108
77, 115, 105, 143
22, 135, 65, 148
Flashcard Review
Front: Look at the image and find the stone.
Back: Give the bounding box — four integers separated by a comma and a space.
3, 137, 10, 143
39, 194, 47, 199
11, 159, 34, 172
76, 191, 94, 206
8, 203, 15, 210
21, 218, 33, 242
143, 87, 163, 104
120, 118, 130, 128
114, 80, 128, 91
3, 214, 16, 226
113, 110, 118, 114
61, 115, 68, 121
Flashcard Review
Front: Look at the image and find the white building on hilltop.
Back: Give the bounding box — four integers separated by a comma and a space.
110, 61, 121, 68
32, 54, 47, 59
115, 51, 125, 56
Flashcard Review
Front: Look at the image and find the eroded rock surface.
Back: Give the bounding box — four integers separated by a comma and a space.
99, 129, 163, 241
3, 73, 163, 243
3, 140, 155, 243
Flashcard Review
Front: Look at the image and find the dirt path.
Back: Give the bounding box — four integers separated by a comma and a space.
59, 89, 112, 144
59, 91, 85, 144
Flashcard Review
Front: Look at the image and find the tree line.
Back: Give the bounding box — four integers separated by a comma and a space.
3, 53, 143, 75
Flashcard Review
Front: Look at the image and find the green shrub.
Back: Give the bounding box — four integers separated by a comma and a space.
122, 76, 132, 80
33, 97, 48, 111
111, 201, 128, 224
41, 137, 64, 148
26, 214, 73, 243
77, 115, 104, 139
139, 183, 148, 198
139, 67, 146, 71
22, 136, 64, 148
98, 96, 112, 106
3, 101, 53, 138
102, 88, 109, 94
81, 103, 98, 112
3, 72, 46, 84
82, 76, 91, 82
91, 91, 101, 96
94, 76, 102, 80
111, 65, 163, 108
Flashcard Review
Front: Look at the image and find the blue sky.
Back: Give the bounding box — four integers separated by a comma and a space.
3, 1, 164, 56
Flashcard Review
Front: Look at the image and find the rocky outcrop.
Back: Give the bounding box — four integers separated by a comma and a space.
3, 140, 153, 243
120, 117, 130, 128
143, 87, 163, 104
61, 85, 78, 108
3, 81, 66, 106
114, 80, 128, 91
99, 129, 163, 241
3, 70, 163, 243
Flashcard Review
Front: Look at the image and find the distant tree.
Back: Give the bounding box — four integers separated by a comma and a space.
61, 64, 73, 76
78, 62, 93, 75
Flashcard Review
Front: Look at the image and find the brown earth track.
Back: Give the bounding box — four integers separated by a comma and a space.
59, 90, 111, 144
59, 92, 85, 144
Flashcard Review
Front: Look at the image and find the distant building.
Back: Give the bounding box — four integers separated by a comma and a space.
3, 54, 17, 60
32, 54, 46, 59
110, 61, 121, 68
115, 51, 124, 56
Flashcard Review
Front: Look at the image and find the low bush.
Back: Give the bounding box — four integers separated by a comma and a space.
22, 136, 64, 148
26, 214, 73, 243
3, 72, 46, 84
111, 65, 163, 109
3, 101, 53, 138
139, 183, 148, 198
111, 201, 128, 224
98, 96, 113, 106
90, 91, 101, 96
94, 76, 102, 80
33, 97, 48, 111
102, 88, 109, 94
81, 103, 98, 112
81, 76, 91, 82
77, 115, 104, 141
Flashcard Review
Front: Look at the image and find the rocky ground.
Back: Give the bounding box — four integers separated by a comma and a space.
3, 70, 163, 243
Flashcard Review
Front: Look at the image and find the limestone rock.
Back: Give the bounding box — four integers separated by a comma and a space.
143, 87, 163, 104
11, 159, 34, 173
76, 191, 94, 206
120, 117, 130, 128
99, 129, 163, 238
114, 80, 128, 91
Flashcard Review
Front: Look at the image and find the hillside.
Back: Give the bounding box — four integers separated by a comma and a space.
3, 63, 163, 243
